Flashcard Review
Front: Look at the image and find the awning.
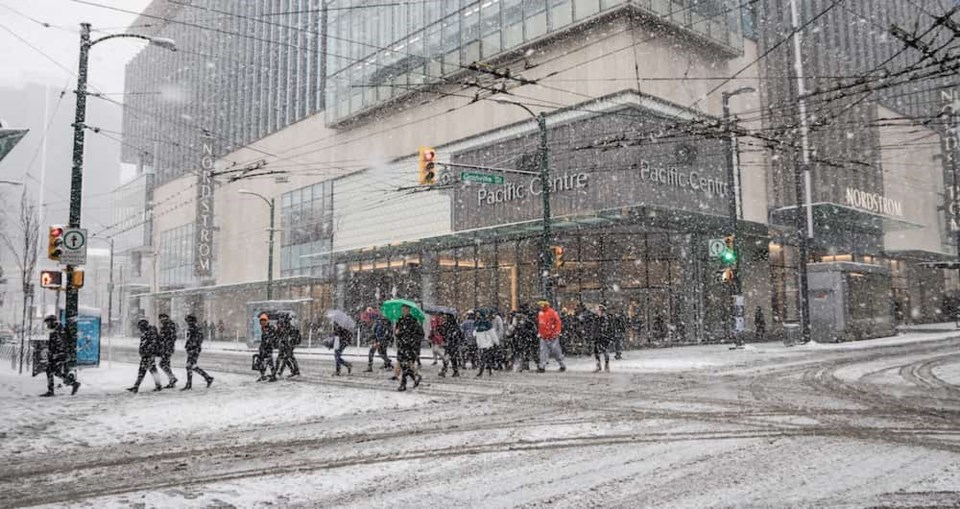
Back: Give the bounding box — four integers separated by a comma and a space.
770, 202, 922, 232
0, 128, 28, 163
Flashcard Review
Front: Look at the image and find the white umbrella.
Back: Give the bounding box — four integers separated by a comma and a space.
325, 309, 356, 330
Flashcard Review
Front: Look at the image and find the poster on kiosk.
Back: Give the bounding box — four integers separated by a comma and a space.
62, 306, 102, 367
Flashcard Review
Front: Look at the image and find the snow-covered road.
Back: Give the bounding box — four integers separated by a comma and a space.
2, 333, 960, 508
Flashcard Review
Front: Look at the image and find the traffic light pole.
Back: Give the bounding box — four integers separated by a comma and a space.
722, 88, 754, 345
64, 23, 92, 367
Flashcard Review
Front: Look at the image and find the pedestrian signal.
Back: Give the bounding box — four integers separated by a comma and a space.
48, 225, 64, 261
70, 269, 84, 289
720, 268, 735, 284
40, 270, 62, 289
418, 147, 437, 185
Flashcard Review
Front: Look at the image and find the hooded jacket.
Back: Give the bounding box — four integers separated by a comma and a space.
537, 305, 562, 341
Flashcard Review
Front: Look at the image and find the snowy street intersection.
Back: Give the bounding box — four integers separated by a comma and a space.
2, 332, 960, 508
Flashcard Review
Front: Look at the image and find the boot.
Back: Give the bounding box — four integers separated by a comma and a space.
413, 374, 422, 388
346, 364, 352, 375
71, 382, 81, 395
152, 385, 163, 392
594, 361, 602, 373
126, 386, 139, 393
206, 377, 214, 388
180, 383, 193, 391
39, 391, 55, 397
164, 379, 178, 389
397, 374, 407, 392
476, 369, 483, 377
452, 370, 460, 377
364, 365, 374, 373
604, 360, 610, 373
438, 369, 446, 377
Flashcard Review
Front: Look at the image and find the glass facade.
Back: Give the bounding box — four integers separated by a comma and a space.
280, 181, 335, 277
159, 223, 202, 288
123, 0, 325, 185
325, 0, 743, 123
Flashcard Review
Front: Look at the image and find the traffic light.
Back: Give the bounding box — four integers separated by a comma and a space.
40, 270, 62, 289
418, 146, 437, 185
553, 246, 565, 268
48, 225, 64, 261
720, 235, 736, 265
69, 269, 84, 289
720, 268, 735, 284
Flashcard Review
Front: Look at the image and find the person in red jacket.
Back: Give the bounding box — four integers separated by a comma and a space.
537, 300, 566, 373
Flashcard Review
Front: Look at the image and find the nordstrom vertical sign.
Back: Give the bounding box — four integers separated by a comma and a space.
194, 136, 215, 277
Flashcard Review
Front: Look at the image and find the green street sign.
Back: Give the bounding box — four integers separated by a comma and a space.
460, 171, 505, 185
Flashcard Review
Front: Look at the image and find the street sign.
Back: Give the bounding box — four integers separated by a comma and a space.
708, 238, 726, 258
60, 227, 87, 265
461, 171, 505, 185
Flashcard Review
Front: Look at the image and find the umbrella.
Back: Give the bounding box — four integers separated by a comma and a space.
325, 309, 356, 330
380, 299, 426, 323
423, 304, 458, 316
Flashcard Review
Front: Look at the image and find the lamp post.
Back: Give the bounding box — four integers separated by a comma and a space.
238, 189, 276, 301
722, 87, 756, 344
491, 97, 553, 304
64, 23, 175, 373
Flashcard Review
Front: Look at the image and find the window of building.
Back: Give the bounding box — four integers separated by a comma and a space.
281, 181, 335, 278
159, 223, 202, 288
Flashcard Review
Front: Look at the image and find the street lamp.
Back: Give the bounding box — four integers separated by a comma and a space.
721, 86, 755, 344
238, 189, 276, 301
64, 23, 175, 373
490, 96, 553, 304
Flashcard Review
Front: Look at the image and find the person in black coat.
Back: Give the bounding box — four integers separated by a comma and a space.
366, 314, 394, 371
257, 314, 278, 382
157, 313, 178, 388
395, 305, 423, 391
437, 314, 462, 377
511, 307, 538, 372
127, 319, 163, 393
182, 315, 214, 390
332, 323, 353, 376
592, 305, 613, 373
275, 315, 302, 378
40, 315, 81, 397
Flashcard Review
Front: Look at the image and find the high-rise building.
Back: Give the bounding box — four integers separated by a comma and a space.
126, 0, 777, 344
758, 0, 960, 337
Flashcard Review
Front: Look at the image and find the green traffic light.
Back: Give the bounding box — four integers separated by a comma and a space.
721, 249, 737, 264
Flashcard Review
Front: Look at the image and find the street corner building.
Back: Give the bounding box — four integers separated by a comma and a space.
110, 0, 960, 347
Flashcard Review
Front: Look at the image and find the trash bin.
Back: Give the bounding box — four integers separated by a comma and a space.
782, 322, 801, 347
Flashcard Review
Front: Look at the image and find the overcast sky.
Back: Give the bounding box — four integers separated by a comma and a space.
0, 0, 152, 92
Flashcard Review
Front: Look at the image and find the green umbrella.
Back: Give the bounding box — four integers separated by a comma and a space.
380, 299, 425, 323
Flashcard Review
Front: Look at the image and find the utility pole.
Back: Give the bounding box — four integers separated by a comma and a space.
65, 23, 175, 365
790, 0, 814, 344
63, 23, 92, 369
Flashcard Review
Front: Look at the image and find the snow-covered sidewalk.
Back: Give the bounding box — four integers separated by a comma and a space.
0, 361, 436, 460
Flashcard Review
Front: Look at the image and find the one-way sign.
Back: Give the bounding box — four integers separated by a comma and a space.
61, 227, 87, 265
